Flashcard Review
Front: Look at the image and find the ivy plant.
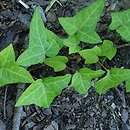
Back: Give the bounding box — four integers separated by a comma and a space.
109, 8, 130, 41
0, 44, 34, 86
0, 0, 130, 108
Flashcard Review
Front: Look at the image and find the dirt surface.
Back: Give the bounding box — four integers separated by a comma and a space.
0, 0, 130, 130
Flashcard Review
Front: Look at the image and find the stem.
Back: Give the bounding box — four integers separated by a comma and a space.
66, 66, 77, 72
3, 86, 8, 119
115, 44, 130, 48
98, 61, 108, 71
28, 64, 44, 72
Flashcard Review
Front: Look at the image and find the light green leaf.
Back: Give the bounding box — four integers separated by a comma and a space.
77, 27, 101, 44
59, 0, 104, 43
69, 46, 81, 54
126, 80, 130, 92
71, 68, 105, 94
45, 39, 60, 57
79, 46, 101, 64
0, 45, 15, 67
46, 29, 63, 48
16, 74, 71, 107
109, 9, 130, 41
17, 7, 48, 66
17, 7, 63, 67
63, 35, 81, 54
45, 29, 63, 57
0, 44, 34, 86
95, 68, 130, 94
99, 40, 117, 60
44, 56, 68, 72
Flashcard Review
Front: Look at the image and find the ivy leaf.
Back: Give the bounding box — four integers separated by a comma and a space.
95, 68, 130, 94
99, 40, 117, 60
109, 9, 130, 41
44, 56, 68, 72
59, 0, 104, 43
45, 39, 60, 57
71, 68, 105, 94
63, 35, 81, 54
126, 80, 130, 92
46, 29, 63, 48
17, 7, 63, 67
0, 44, 34, 87
79, 46, 101, 64
17, 7, 48, 66
16, 74, 71, 107
45, 29, 63, 57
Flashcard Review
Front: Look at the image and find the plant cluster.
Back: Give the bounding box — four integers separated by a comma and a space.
1, 0, 130, 107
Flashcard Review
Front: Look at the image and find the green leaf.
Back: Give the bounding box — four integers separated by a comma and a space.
44, 56, 68, 72
0, 44, 34, 86
109, 9, 130, 41
77, 27, 101, 44
17, 7, 63, 67
71, 68, 105, 94
59, 0, 104, 43
16, 74, 71, 107
79, 40, 117, 64
79, 46, 101, 64
95, 68, 130, 94
126, 80, 130, 92
45, 29, 63, 57
46, 29, 63, 48
45, 39, 60, 57
17, 7, 48, 66
63, 35, 81, 54
99, 40, 117, 60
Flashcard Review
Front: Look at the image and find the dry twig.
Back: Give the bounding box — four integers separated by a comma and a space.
12, 83, 25, 130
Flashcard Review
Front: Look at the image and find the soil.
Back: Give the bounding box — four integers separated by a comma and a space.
0, 0, 130, 130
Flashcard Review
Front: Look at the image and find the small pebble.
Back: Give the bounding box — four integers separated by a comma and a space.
46, 12, 57, 22
111, 103, 116, 109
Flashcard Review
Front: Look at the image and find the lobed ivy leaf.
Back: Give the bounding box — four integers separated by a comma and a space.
59, 0, 104, 44
45, 29, 63, 57
109, 9, 130, 41
45, 39, 60, 57
95, 68, 130, 94
0, 44, 34, 87
17, 7, 63, 67
46, 29, 63, 48
44, 56, 68, 72
71, 68, 105, 94
16, 74, 71, 107
99, 40, 117, 60
17, 7, 48, 66
63, 35, 81, 54
79, 46, 101, 64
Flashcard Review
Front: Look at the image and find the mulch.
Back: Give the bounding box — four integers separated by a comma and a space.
0, 0, 130, 129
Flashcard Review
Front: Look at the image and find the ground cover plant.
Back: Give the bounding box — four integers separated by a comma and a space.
1, 0, 130, 109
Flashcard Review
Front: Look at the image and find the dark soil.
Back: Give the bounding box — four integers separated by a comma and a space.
0, 0, 130, 130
